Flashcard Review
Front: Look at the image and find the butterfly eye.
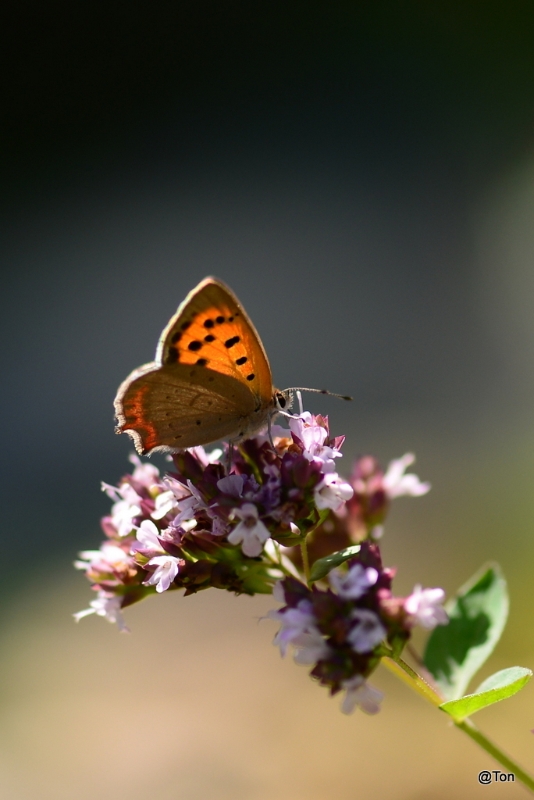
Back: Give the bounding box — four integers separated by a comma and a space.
275, 391, 288, 410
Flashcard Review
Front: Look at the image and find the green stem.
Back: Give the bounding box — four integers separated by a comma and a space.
300, 539, 310, 583
383, 656, 534, 794
455, 718, 534, 792
382, 656, 443, 707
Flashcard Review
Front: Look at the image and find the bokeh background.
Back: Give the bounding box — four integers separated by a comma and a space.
2, 2, 534, 797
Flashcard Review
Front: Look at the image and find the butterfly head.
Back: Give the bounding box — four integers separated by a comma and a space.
273, 389, 293, 414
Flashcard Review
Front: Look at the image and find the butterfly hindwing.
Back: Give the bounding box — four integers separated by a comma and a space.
115, 362, 262, 453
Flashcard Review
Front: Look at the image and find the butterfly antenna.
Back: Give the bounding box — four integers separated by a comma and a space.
284, 387, 353, 402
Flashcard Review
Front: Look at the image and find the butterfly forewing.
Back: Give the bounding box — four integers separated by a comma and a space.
158, 278, 273, 403
114, 277, 277, 455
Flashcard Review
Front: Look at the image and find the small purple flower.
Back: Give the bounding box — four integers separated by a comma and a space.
144, 555, 182, 593
128, 454, 161, 489
347, 609, 387, 653
340, 676, 384, 715
289, 412, 342, 474
292, 631, 332, 665
383, 453, 430, 499
151, 489, 179, 520
74, 592, 129, 632
74, 540, 137, 586
345, 452, 430, 538
404, 585, 448, 629
101, 481, 143, 537
228, 503, 270, 557
131, 520, 166, 557
314, 472, 354, 511
329, 563, 379, 600
75, 542, 134, 574
269, 599, 319, 657
171, 493, 200, 526
188, 445, 224, 466
216, 474, 245, 498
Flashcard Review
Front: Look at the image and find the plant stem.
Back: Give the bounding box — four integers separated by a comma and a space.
383, 656, 534, 794
300, 539, 310, 583
382, 656, 443, 707
455, 718, 534, 792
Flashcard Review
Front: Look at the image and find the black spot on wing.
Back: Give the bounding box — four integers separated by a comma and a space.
225, 336, 240, 348
188, 340, 202, 351
236, 356, 247, 365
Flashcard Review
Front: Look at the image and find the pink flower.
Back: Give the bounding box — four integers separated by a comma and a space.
228, 503, 270, 557
128, 454, 161, 489
292, 632, 332, 665
75, 542, 134, 574
101, 481, 143, 537
150, 490, 177, 520
383, 453, 430, 499
329, 563, 378, 599
73, 592, 128, 631
314, 472, 354, 511
404, 585, 448, 629
131, 519, 166, 557
151, 477, 192, 520
340, 676, 384, 715
217, 474, 245, 497
289, 412, 343, 474
144, 555, 181, 593
188, 445, 223, 466
347, 609, 386, 653
269, 600, 318, 656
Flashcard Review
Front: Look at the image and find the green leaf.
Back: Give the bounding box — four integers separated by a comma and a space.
309, 545, 361, 583
440, 667, 532, 721
423, 563, 508, 700
271, 530, 303, 546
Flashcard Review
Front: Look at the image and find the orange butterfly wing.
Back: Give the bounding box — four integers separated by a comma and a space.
114, 277, 276, 455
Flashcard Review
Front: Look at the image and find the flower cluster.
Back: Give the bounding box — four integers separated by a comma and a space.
75, 414, 350, 620
269, 542, 447, 714
75, 409, 446, 712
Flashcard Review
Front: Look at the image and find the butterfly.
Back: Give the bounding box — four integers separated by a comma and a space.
115, 277, 351, 456
114, 277, 295, 455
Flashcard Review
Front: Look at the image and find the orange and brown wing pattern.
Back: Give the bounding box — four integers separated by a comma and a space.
114, 277, 277, 455
157, 277, 273, 405
115, 362, 262, 454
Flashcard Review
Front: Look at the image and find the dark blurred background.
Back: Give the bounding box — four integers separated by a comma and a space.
2, 2, 534, 797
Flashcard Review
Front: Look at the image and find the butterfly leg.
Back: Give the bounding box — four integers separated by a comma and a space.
267, 415, 275, 448
226, 442, 234, 472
